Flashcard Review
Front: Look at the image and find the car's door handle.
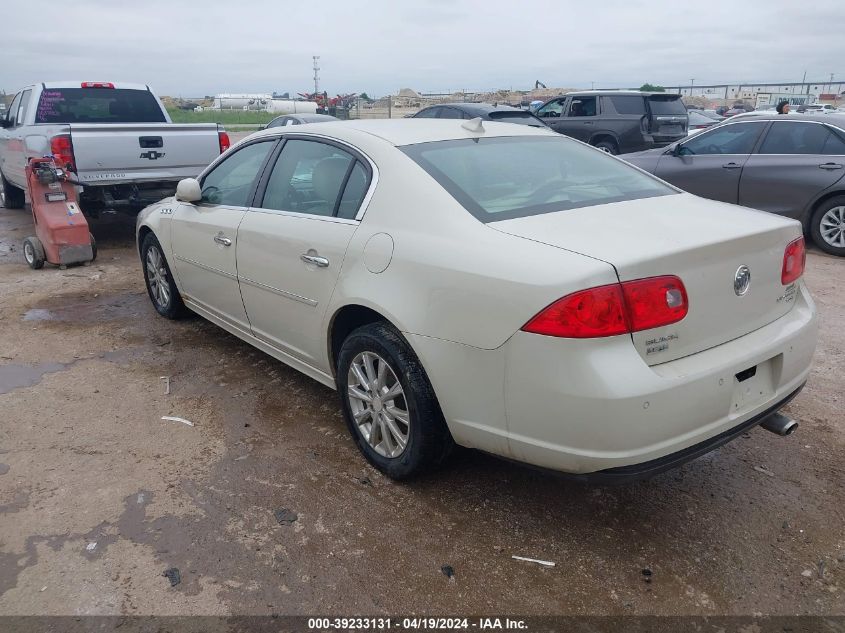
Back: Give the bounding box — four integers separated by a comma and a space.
300, 254, 329, 267
213, 233, 232, 247
722, 162, 742, 169
583, 121, 594, 125
819, 163, 843, 170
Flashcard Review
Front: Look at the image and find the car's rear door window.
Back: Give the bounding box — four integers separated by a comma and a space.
260, 139, 358, 217
680, 122, 765, 155
823, 128, 845, 155
759, 121, 832, 155
402, 136, 675, 222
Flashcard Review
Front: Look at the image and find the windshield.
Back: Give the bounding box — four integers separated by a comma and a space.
648, 96, 687, 116
35, 88, 166, 124
402, 136, 675, 222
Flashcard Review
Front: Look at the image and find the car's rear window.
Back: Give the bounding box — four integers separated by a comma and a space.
487, 111, 543, 126
647, 96, 687, 116
402, 136, 675, 222
35, 88, 166, 124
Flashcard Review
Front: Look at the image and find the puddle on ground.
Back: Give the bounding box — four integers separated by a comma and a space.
0, 362, 71, 395
22, 292, 147, 324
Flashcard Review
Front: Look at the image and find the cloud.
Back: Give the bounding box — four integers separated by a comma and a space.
2, 0, 843, 97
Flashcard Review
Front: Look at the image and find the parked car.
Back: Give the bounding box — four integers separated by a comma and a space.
687, 111, 720, 135
265, 113, 338, 129
804, 104, 836, 114
535, 91, 688, 154
0, 82, 228, 214
137, 119, 816, 481
411, 103, 546, 128
623, 114, 845, 256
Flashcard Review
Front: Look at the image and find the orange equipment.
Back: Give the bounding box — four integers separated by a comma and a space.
22, 157, 96, 269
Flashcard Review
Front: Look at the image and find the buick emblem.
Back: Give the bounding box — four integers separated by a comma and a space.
734, 265, 751, 296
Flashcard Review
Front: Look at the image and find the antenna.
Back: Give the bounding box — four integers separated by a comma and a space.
461, 117, 485, 133
313, 56, 321, 95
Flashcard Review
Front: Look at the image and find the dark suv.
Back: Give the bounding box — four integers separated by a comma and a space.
535, 91, 688, 154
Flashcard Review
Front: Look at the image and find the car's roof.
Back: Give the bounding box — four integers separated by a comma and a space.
438, 102, 523, 114
247, 118, 556, 147
272, 113, 337, 122
727, 112, 845, 126
565, 90, 677, 97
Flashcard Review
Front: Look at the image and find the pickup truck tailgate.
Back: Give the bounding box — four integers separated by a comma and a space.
70, 123, 221, 185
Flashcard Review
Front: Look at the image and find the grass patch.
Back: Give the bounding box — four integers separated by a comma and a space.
166, 108, 277, 125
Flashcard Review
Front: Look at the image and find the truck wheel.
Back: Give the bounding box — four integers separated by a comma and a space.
141, 233, 189, 319
810, 196, 845, 257
23, 237, 46, 270
90, 233, 97, 261
1, 173, 25, 209
593, 139, 619, 155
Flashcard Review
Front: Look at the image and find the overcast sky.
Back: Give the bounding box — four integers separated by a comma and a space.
3, 0, 844, 97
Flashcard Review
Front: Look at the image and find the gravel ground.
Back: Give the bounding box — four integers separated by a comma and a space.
0, 201, 843, 617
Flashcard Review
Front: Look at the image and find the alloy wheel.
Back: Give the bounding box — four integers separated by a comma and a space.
820, 206, 845, 248
23, 240, 34, 265
347, 351, 410, 458
145, 245, 171, 308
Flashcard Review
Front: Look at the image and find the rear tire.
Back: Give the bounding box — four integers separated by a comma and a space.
90, 233, 97, 261
141, 233, 188, 319
0, 172, 25, 209
593, 139, 619, 155
336, 322, 453, 480
810, 196, 845, 257
23, 237, 45, 270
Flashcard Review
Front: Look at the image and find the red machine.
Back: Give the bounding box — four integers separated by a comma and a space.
22, 157, 96, 269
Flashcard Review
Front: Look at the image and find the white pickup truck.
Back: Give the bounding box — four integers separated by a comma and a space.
0, 81, 229, 214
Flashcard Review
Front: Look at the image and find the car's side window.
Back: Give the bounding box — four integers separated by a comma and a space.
679, 123, 764, 155
759, 122, 830, 155
823, 129, 845, 155
437, 107, 462, 119
16, 90, 32, 127
200, 141, 274, 207
567, 97, 596, 117
535, 99, 563, 118
266, 117, 285, 129
6, 93, 21, 127
260, 139, 358, 217
336, 161, 370, 219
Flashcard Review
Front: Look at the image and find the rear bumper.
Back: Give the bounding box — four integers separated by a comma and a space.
501, 282, 817, 474
578, 383, 804, 483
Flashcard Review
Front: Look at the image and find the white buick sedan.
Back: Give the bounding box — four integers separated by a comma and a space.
137, 119, 817, 481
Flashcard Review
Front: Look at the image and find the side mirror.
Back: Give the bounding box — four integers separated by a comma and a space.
175, 178, 202, 203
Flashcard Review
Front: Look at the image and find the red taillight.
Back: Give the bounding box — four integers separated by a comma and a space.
81, 82, 114, 89
522, 275, 688, 339
50, 134, 76, 172
781, 236, 806, 285
218, 131, 230, 154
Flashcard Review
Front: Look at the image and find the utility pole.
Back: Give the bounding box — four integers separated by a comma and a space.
313, 56, 320, 96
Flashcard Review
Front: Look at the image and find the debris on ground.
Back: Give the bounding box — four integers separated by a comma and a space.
642, 568, 653, 583
86, 542, 97, 551
274, 509, 298, 525
754, 465, 775, 477
441, 565, 455, 579
352, 475, 372, 486
163, 567, 181, 587
801, 569, 813, 577
160, 376, 170, 395
511, 555, 555, 567
161, 416, 194, 427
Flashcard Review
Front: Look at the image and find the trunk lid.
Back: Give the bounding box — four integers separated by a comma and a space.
69, 123, 222, 186
490, 193, 802, 365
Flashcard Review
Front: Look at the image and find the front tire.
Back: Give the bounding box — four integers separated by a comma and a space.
141, 233, 188, 319
1, 172, 25, 209
810, 196, 845, 257
336, 322, 453, 480
23, 237, 45, 269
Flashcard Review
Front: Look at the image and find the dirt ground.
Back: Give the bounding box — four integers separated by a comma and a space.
0, 198, 843, 618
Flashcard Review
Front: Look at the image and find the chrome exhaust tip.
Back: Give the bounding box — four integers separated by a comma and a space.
761, 412, 798, 436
